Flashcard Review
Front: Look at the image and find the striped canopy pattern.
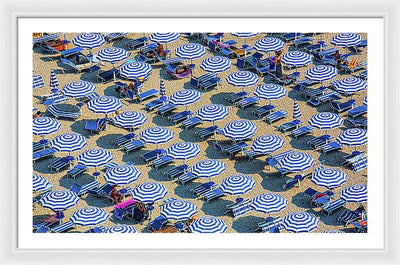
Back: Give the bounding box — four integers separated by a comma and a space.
254, 37, 285, 52
73, 33, 105, 49
161, 200, 198, 221
363, 97, 367, 106
332, 77, 367, 95
149, 32, 180, 43
169, 89, 201, 106
308, 112, 344, 130
222, 120, 257, 140
166, 142, 200, 160
251, 135, 284, 154
220, 175, 255, 195
140, 127, 173, 144
32, 74, 44, 89
78, 149, 113, 167
33, 174, 51, 192
197, 104, 229, 122
40, 190, 79, 211
33, 117, 61, 136
49, 69, 59, 90
282, 51, 312, 67
254, 84, 286, 100
226, 71, 259, 87
189, 217, 228, 233
160, 77, 166, 98
312, 168, 348, 189
113, 111, 147, 129
279, 152, 315, 172
293, 100, 301, 119
104, 165, 141, 185
340, 184, 367, 202
282, 212, 319, 233
119, 62, 152, 80
337, 128, 367, 146
175, 43, 206, 59
132, 182, 168, 203
231, 32, 259, 38
103, 225, 138, 233
192, 159, 226, 178
331, 33, 363, 47
200, 56, 232, 73
96, 47, 130, 63
71, 207, 109, 226
251, 193, 287, 214
305, 65, 337, 82
51, 133, 87, 153
61, 81, 96, 98
87, 96, 122, 114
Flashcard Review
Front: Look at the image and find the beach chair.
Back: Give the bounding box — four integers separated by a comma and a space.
136, 89, 159, 102
243, 150, 266, 160
352, 220, 368, 233
257, 217, 284, 233
150, 155, 174, 169
266, 157, 290, 176
69, 180, 101, 196
354, 69, 368, 80
196, 126, 220, 141
112, 133, 137, 147
48, 156, 74, 173
127, 37, 148, 50
164, 164, 190, 180
32, 139, 51, 152
347, 117, 367, 129
310, 190, 335, 207
141, 149, 166, 163
281, 33, 304, 42
169, 111, 193, 124
338, 208, 365, 226
308, 91, 341, 107
87, 183, 114, 203
342, 151, 366, 166
235, 96, 260, 110
305, 87, 328, 99
123, 139, 146, 154
148, 215, 169, 233
282, 174, 308, 190
351, 157, 368, 172
252, 104, 276, 118
145, 98, 167, 112
181, 117, 202, 130
41, 91, 69, 106
347, 105, 367, 119
290, 125, 314, 139
320, 141, 342, 154
293, 36, 314, 48
277, 120, 302, 132
191, 182, 217, 198
177, 172, 198, 185
339, 61, 367, 73
60, 47, 84, 58
33, 148, 57, 163
331, 99, 356, 113
104, 32, 128, 42
226, 91, 249, 104
265, 110, 288, 124
50, 220, 75, 233
201, 188, 225, 203
66, 164, 87, 179
85, 118, 108, 135
308, 135, 334, 149
60, 58, 95, 73
218, 142, 248, 158
97, 68, 119, 83
47, 104, 81, 120
321, 199, 346, 216
225, 198, 254, 218
85, 226, 105, 233
293, 79, 319, 92
199, 76, 222, 91
157, 103, 177, 116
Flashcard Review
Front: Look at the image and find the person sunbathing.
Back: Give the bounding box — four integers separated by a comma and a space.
175, 64, 190, 74
33, 110, 42, 119
111, 186, 123, 204
155, 43, 166, 58
334, 51, 360, 69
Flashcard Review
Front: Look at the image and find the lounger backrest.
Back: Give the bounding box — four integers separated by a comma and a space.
237, 59, 245, 69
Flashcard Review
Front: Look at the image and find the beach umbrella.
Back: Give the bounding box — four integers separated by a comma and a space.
308, 112, 343, 134
231, 32, 259, 44
140, 127, 173, 147
77, 149, 113, 169
71, 207, 109, 226
200, 56, 232, 73
331, 33, 363, 47
337, 128, 367, 147
340, 184, 367, 203
160, 77, 166, 100
131, 182, 168, 204
96, 47, 130, 64
293, 100, 301, 119
281, 51, 312, 67
149, 32, 180, 44
226, 71, 259, 89
103, 225, 138, 233
61, 81, 96, 98
197, 104, 229, 124
254, 37, 284, 53
119, 62, 152, 81
161, 200, 198, 221
323, 230, 345, 233
32, 174, 51, 192
312, 168, 348, 189
332, 77, 367, 96
112, 111, 147, 130
220, 175, 256, 195
222, 120, 257, 141
40, 190, 79, 211
87, 96, 122, 115
189, 216, 228, 233
251, 193, 288, 214
192, 159, 226, 178
254, 84, 286, 104
305, 65, 337, 83
169, 89, 201, 109
33, 117, 61, 136
363, 97, 367, 106
282, 212, 319, 233
166, 142, 200, 160
49, 69, 59, 91
72, 33, 105, 49
175, 43, 206, 63
279, 152, 315, 172
51, 133, 87, 154
32, 74, 45, 89
251, 135, 284, 154
104, 164, 141, 186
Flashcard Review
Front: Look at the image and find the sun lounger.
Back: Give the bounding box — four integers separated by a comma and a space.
60, 47, 84, 58
169, 111, 193, 124
196, 125, 220, 141
85, 226, 105, 233
88, 183, 114, 203
257, 217, 284, 233
305, 41, 328, 53
141, 149, 166, 163
85, 118, 108, 135
189, 72, 217, 89
69, 180, 101, 196
123, 139, 146, 154
158, 103, 177, 116
145, 99, 167, 112
47, 104, 81, 120
310, 190, 335, 207
351, 157, 368, 172
127, 37, 148, 50
307, 91, 341, 107
308, 135, 334, 149
305, 87, 328, 99
148, 215, 169, 232
177, 172, 198, 185
41, 91, 69, 106
33, 148, 56, 163
191, 182, 217, 197
51, 220, 75, 233
281, 32, 304, 42
104, 32, 128, 42
150, 155, 174, 169
277, 120, 302, 132
354, 69, 368, 80
66, 164, 87, 179
48, 156, 74, 173
290, 125, 314, 139
243, 150, 267, 160
199, 77, 222, 91
221, 142, 248, 158
293, 79, 319, 92
164, 164, 190, 180
338, 208, 365, 226
331, 99, 356, 113
136, 89, 159, 102
292, 36, 314, 48
181, 117, 202, 130
201, 187, 225, 203
265, 110, 288, 124
347, 105, 367, 119
321, 198, 346, 216
252, 104, 276, 118
339, 61, 367, 73
226, 91, 249, 104
60, 58, 95, 73
342, 151, 366, 165
235, 96, 260, 110
320, 141, 342, 154
347, 117, 367, 129
266, 150, 295, 176
225, 198, 254, 218
33, 217, 58, 232
97, 68, 119, 83
112, 133, 137, 147
33, 139, 51, 152
352, 220, 368, 233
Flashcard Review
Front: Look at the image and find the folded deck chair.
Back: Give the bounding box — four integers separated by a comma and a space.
145, 98, 167, 111
164, 164, 190, 180
66, 164, 87, 179
265, 110, 288, 124
47, 104, 81, 120
226, 91, 249, 104
150, 155, 174, 169
347, 117, 367, 129
290, 125, 314, 139
347, 105, 367, 119
169, 111, 193, 124
331, 99, 356, 113
252, 104, 276, 118
321, 199, 346, 216
181, 117, 202, 130
196, 126, 220, 141
158, 103, 177, 116
112, 133, 137, 147
191, 182, 217, 197
202, 188, 225, 203
32, 139, 51, 152
277, 120, 302, 132
127, 37, 148, 50
33, 148, 57, 162
308, 135, 334, 149
236, 96, 260, 110
69, 180, 101, 196
320, 141, 342, 154
141, 149, 166, 163
123, 139, 146, 154
177, 172, 198, 185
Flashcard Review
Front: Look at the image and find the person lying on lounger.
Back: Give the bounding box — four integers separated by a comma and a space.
33, 110, 42, 119
175, 64, 190, 74
334, 51, 360, 68
146, 43, 166, 58
111, 186, 123, 204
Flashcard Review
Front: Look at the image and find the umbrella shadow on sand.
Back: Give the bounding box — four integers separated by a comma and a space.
318, 151, 348, 167
83, 194, 113, 208
147, 168, 169, 182
174, 182, 198, 199
236, 108, 259, 120
122, 149, 148, 165
33, 159, 54, 174
152, 115, 173, 127
234, 159, 265, 175
204, 142, 227, 160
289, 137, 314, 151
58, 172, 95, 189
232, 216, 265, 233
96, 134, 123, 150
259, 171, 289, 192
210, 92, 233, 106
103, 85, 120, 97
305, 209, 343, 227
291, 192, 313, 209
178, 129, 202, 143
201, 199, 231, 217
70, 120, 91, 138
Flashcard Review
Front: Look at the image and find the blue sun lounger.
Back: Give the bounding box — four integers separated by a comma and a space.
226, 198, 254, 218
33, 148, 56, 163
49, 156, 74, 173
104, 32, 128, 42
236, 96, 260, 109
338, 208, 365, 226
164, 164, 190, 180
181, 117, 202, 130
33, 139, 51, 152
347, 105, 367, 119
217, 142, 248, 158
293, 79, 319, 92
123, 139, 146, 154
281, 33, 304, 42
51, 220, 75, 233
293, 36, 314, 48
243, 150, 267, 160
141, 149, 166, 163
169, 111, 193, 124
347, 117, 367, 129
256, 216, 284, 233
202, 187, 225, 203
127, 37, 148, 50
331, 99, 356, 113
85, 118, 108, 135
158, 103, 177, 116
66, 164, 87, 179
191, 182, 217, 198
147, 215, 169, 232
69, 180, 101, 196
305, 42, 328, 53
290, 125, 314, 139
320, 141, 342, 154
135, 89, 159, 102
145, 98, 167, 111
265, 110, 288, 124
150, 155, 174, 169
277, 120, 302, 132
97, 68, 119, 83
177, 172, 198, 185
226, 91, 249, 104
351, 157, 368, 172
47, 104, 81, 120
308, 135, 334, 149
321, 198, 346, 216
339, 61, 367, 73
252, 104, 276, 118
112, 133, 137, 147
196, 125, 220, 141
88, 183, 114, 202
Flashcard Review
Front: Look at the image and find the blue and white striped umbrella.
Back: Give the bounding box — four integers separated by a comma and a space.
161, 200, 198, 221
160, 77, 166, 99
61, 81, 96, 98
149, 32, 180, 44
169, 89, 201, 106
337, 128, 367, 146
140, 127, 173, 145
231, 32, 259, 38
192, 159, 226, 178
189, 217, 228, 233
200, 56, 232, 73
220, 175, 256, 195
282, 51, 312, 67
72, 33, 105, 49
197, 104, 229, 122
32, 74, 44, 89
251, 193, 288, 214
254, 84, 286, 100
49, 69, 59, 90
226, 71, 259, 87
305, 65, 337, 82
331, 33, 363, 47
96, 47, 130, 64
119, 62, 152, 80
340, 184, 367, 203
33, 174, 51, 192
308, 112, 344, 130
132, 182, 168, 203
293, 100, 301, 119
103, 225, 138, 233
176, 43, 206, 60
363, 97, 367, 106
251, 135, 284, 154
332, 77, 367, 95
40, 190, 79, 211
104, 165, 141, 185
167, 142, 200, 160
113, 111, 147, 129
33, 117, 61, 136
71, 207, 109, 226
222, 120, 257, 140
279, 152, 315, 172
254, 37, 285, 53
312, 168, 348, 189
51, 133, 87, 153
282, 212, 319, 233
78, 149, 113, 168
87, 96, 122, 114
